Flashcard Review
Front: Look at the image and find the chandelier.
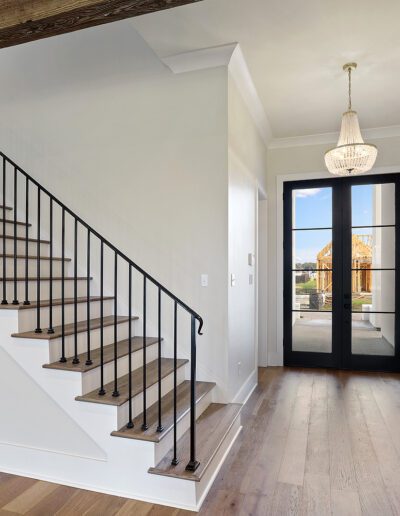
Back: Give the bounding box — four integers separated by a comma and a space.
325, 63, 377, 176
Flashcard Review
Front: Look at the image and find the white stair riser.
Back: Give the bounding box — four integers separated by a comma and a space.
17, 299, 114, 332
153, 389, 213, 465
48, 319, 134, 362
0, 239, 49, 255
116, 364, 188, 429
1, 258, 69, 276
0, 223, 31, 238
81, 342, 158, 394
1, 279, 91, 302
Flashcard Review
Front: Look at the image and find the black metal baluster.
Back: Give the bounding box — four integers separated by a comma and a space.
141, 276, 148, 430
112, 251, 119, 397
1, 158, 7, 305
35, 188, 42, 333
98, 240, 105, 395
127, 265, 134, 429
60, 208, 66, 362
157, 287, 163, 433
85, 229, 92, 365
185, 315, 199, 472
72, 218, 79, 364
12, 167, 18, 304
23, 177, 30, 305
171, 300, 179, 465
47, 199, 54, 333
11, 169, 17, 301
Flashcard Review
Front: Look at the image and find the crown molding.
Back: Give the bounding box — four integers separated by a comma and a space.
268, 124, 400, 149
161, 43, 272, 146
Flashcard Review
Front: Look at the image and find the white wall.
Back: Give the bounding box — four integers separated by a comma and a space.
227, 75, 267, 400
266, 136, 400, 364
0, 22, 230, 398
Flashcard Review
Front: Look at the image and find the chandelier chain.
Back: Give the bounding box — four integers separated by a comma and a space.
348, 66, 352, 110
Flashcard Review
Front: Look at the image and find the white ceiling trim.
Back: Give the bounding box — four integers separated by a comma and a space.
161, 43, 272, 146
268, 124, 400, 149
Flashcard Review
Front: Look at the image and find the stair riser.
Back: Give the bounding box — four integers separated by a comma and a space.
81, 342, 158, 394
17, 299, 114, 332
153, 389, 213, 466
1, 258, 68, 277
116, 364, 188, 429
0, 240, 49, 255
0, 224, 31, 238
1, 279, 91, 302
48, 320, 134, 363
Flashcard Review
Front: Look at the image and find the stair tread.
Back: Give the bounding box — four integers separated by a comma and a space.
149, 403, 242, 482
44, 336, 159, 372
0, 235, 49, 243
0, 276, 92, 281
0, 205, 12, 211
0, 295, 113, 310
0, 254, 71, 261
111, 380, 216, 442
12, 314, 137, 339
0, 219, 31, 227
76, 357, 188, 407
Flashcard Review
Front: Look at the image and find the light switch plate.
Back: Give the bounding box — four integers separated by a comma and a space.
201, 274, 208, 287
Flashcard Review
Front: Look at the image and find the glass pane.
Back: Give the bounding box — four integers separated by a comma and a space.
352, 183, 395, 227
352, 227, 395, 270
352, 313, 395, 356
352, 270, 395, 313
293, 187, 332, 229
292, 311, 332, 353
293, 230, 332, 270
293, 272, 332, 311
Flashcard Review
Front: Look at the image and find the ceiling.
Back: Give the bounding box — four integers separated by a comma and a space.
132, 0, 400, 139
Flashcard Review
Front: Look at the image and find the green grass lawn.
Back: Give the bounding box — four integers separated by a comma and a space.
296, 279, 317, 291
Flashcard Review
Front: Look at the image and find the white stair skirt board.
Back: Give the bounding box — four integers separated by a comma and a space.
0, 310, 237, 511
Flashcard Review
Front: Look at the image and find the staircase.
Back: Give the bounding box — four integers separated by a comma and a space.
0, 152, 242, 511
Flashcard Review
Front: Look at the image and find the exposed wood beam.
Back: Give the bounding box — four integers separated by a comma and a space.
0, 0, 203, 49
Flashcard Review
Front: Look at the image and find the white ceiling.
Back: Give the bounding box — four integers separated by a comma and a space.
132, 0, 400, 139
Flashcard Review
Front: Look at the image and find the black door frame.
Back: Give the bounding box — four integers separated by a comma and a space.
283, 173, 400, 372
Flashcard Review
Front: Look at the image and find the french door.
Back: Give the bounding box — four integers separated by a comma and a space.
284, 174, 400, 371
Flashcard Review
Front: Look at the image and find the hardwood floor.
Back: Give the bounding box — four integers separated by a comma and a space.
1, 367, 400, 515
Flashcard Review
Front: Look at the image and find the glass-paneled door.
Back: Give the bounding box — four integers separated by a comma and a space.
284, 174, 400, 371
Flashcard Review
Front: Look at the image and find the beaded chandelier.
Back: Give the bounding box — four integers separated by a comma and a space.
325, 63, 377, 176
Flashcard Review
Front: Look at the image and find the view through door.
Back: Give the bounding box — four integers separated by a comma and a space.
284, 174, 400, 371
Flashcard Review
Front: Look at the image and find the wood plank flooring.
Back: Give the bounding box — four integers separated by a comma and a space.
1, 367, 400, 515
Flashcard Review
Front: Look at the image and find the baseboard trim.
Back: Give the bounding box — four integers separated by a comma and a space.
232, 369, 257, 404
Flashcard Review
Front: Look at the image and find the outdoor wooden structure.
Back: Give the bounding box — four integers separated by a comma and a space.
316, 234, 372, 293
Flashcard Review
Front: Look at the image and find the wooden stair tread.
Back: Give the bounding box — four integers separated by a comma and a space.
0, 235, 49, 243
12, 314, 137, 339
44, 336, 159, 372
0, 205, 12, 211
149, 403, 242, 482
0, 219, 31, 227
0, 295, 113, 310
111, 380, 216, 442
0, 254, 71, 261
0, 276, 92, 281
76, 358, 188, 407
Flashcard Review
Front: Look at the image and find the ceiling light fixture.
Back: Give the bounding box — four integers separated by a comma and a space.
325, 63, 377, 176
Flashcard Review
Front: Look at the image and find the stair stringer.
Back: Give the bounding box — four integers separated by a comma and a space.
0, 310, 200, 511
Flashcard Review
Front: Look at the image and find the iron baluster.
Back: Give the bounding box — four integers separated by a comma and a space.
141, 277, 148, 430
157, 287, 163, 433
185, 315, 200, 472
86, 228, 92, 365
23, 177, 30, 305
60, 208, 66, 362
98, 240, 105, 395
112, 251, 119, 397
171, 300, 179, 465
12, 167, 18, 304
127, 265, 134, 428
35, 188, 42, 333
47, 198, 54, 333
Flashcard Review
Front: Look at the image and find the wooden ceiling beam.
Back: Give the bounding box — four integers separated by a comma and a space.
0, 0, 203, 49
